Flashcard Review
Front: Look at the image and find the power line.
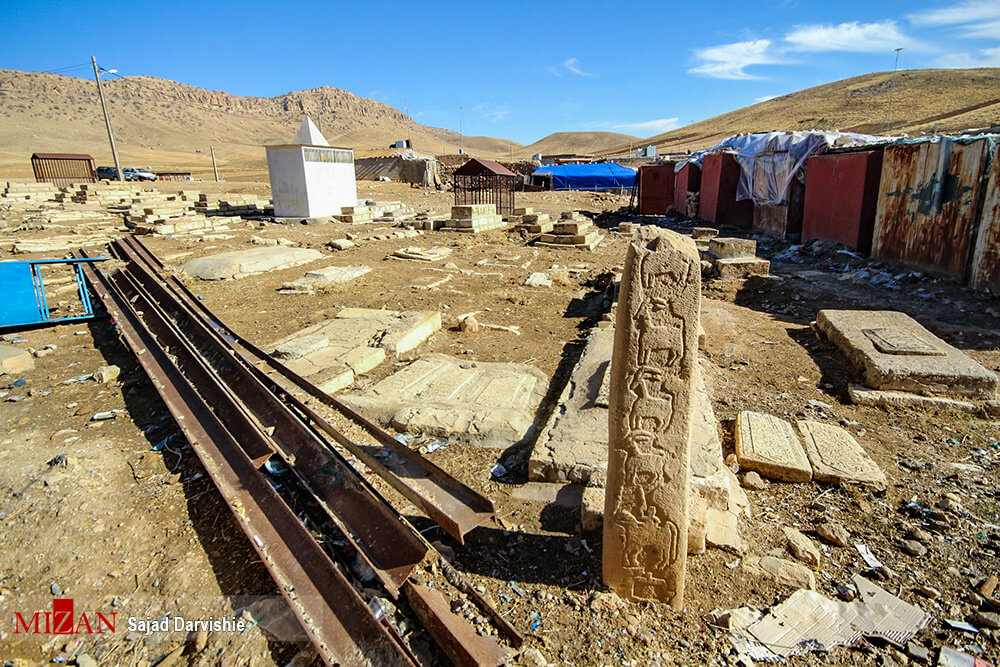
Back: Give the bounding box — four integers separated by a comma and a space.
43, 63, 93, 74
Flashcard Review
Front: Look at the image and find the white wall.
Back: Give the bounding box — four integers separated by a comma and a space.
266, 146, 357, 218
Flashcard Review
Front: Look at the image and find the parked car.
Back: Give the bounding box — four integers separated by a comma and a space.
95, 165, 119, 180
123, 167, 157, 182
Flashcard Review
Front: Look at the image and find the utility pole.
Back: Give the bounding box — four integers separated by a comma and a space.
885, 48, 903, 134
210, 145, 219, 182
92, 56, 122, 182
404, 98, 412, 148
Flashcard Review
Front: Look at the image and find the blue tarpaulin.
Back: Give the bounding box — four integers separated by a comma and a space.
533, 163, 636, 191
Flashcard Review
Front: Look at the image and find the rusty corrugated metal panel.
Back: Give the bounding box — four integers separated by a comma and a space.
674, 163, 701, 216
969, 148, 1000, 291
638, 163, 675, 215
872, 139, 990, 279
31, 154, 96, 186
802, 149, 883, 253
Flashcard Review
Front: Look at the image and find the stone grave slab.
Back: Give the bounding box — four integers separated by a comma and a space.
340, 353, 548, 448
268, 308, 440, 393
0, 345, 34, 374
734, 412, 812, 482
796, 420, 887, 489
391, 246, 453, 262
279, 265, 370, 293
815, 310, 998, 399
182, 247, 323, 280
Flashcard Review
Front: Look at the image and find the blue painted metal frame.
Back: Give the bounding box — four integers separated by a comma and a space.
0, 257, 108, 330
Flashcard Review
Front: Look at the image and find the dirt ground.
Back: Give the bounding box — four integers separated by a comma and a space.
1, 181, 999, 666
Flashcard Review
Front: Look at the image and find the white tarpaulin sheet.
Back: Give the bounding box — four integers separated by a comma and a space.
677, 131, 892, 205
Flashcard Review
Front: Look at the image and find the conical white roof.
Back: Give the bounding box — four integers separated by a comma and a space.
292, 116, 330, 146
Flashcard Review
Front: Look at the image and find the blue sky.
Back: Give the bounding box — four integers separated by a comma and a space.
2, 0, 998, 144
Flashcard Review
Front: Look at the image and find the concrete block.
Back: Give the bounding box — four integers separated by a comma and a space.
708, 237, 756, 259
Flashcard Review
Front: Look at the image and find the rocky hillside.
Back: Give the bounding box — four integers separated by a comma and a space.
0, 69, 518, 179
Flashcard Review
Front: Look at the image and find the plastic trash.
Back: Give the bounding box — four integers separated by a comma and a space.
91, 410, 120, 421
529, 611, 541, 631
491, 463, 507, 478
7, 378, 27, 389
426, 440, 447, 453
264, 459, 288, 475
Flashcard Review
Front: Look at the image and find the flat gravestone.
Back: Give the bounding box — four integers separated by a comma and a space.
269, 308, 440, 393
735, 412, 812, 483
392, 246, 452, 262
182, 247, 323, 280
816, 310, 998, 399
861, 328, 945, 356
279, 265, 371, 293
796, 420, 886, 489
340, 353, 548, 448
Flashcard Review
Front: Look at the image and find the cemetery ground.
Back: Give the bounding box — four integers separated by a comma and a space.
1, 181, 999, 665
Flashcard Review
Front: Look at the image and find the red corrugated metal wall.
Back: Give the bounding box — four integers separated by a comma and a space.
698, 153, 752, 228
638, 164, 675, 215
802, 149, 883, 253
969, 150, 1000, 291
674, 163, 701, 216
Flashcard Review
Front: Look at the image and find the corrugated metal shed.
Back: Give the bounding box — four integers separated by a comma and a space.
801, 149, 883, 253
638, 163, 675, 215
969, 149, 1000, 291
872, 138, 990, 279
698, 153, 752, 228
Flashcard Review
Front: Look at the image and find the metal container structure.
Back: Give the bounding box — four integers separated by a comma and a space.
674, 162, 701, 217
801, 149, 884, 253
698, 153, 753, 228
453, 158, 518, 216
752, 176, 806, 239
872, 138, 990, 279
638, 163, 675, 215
969, 150, 1000, 291
31, 153, 96, 186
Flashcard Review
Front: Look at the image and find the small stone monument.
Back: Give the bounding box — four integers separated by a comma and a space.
603, 227, 701, 609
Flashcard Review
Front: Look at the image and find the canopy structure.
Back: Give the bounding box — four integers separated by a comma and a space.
533, 163, 636, 191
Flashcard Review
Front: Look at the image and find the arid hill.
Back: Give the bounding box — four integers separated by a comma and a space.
596, 68, 1000, 157
0, 69, 519, 179
513, 131, 640, 159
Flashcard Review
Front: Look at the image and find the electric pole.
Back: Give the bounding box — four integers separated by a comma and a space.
92, 56, 122, 181
885, 48, 903, 134
211, 145, 219, 182
404, 98, 412, 148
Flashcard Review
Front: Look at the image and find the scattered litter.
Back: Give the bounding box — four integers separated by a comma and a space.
62, 374, 93, 385
151, 435, 174, 451
425, 440, 447, 453
491, 463, 507, 479
91, 410, 123, 421
855, 543, 883, 569
529, 611, 541, 631
945, 620, 980, 634
7, 378, 27, 389
734, 576, 931, 658
509, 582, 527, 597
938, 646, 995, 666
264, 459, 288, 475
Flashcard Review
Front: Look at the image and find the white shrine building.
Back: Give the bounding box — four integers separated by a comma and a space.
265, 117, 357, 218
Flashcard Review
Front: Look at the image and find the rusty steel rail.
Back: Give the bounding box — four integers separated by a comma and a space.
76, 254, 416, 667
97, 238, 519, 664
105, 240, 426, 595
122, 235, 496, 543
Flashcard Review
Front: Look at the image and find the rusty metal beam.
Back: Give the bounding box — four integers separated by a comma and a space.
122, 236, 496, 544
77, 256, 415, 667
106, 240, 426, 596
404, 582, 509, 667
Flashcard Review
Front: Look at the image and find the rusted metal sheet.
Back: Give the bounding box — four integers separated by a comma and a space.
802, 149, 883, 253
77, 255, 416, 667
872, 139, 990, 278
638, 163, 675, 215
673, 162, 701, 216
31, 153, 96, 186
698, 153, 753, 228
970, 147, 1000, 291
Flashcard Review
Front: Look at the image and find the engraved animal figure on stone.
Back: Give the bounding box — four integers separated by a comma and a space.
631, 572, 674, 602
633, 251, 695, 369
618, 454, 672, 526
628, 367, 674, 434
617, 520, 680, 571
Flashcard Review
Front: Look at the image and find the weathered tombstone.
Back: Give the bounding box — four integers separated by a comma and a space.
604, 227, 700, 609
